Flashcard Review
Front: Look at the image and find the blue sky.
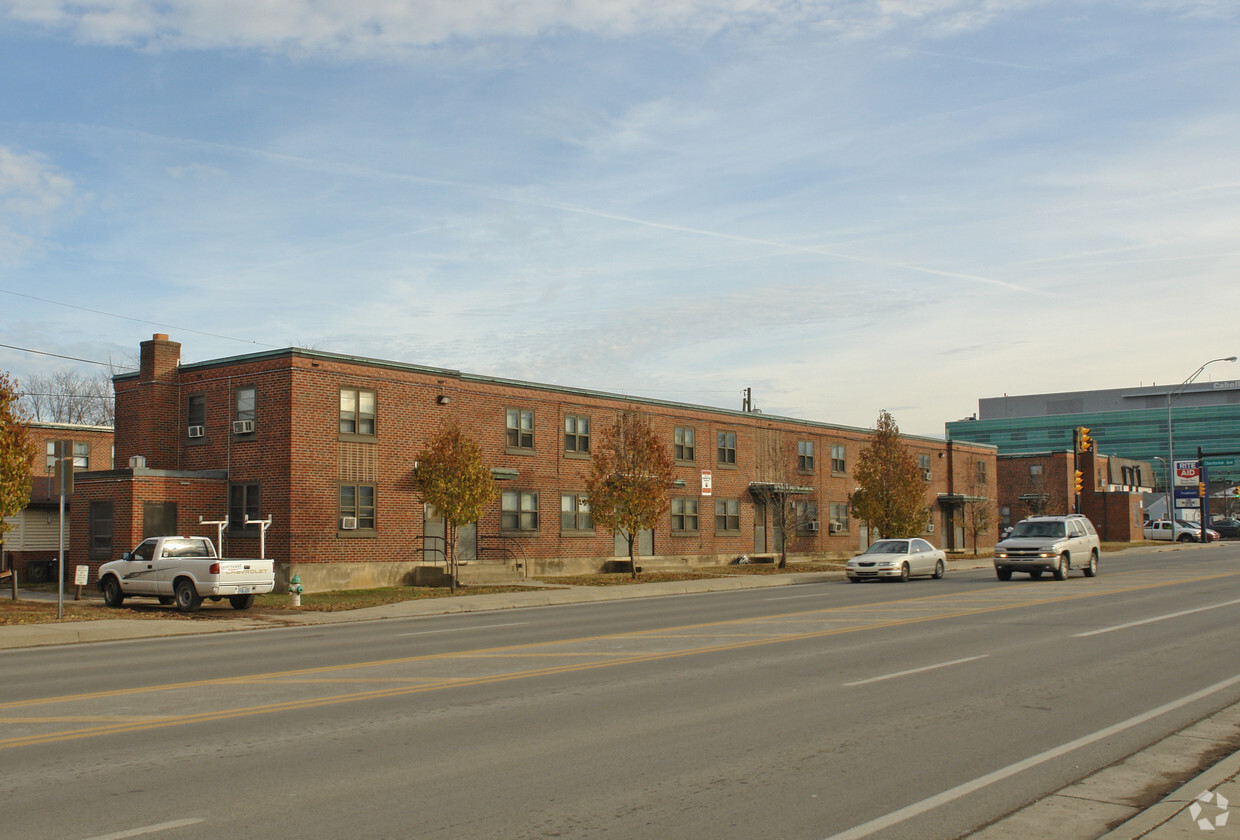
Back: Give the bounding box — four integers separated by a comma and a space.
1, 0, 1238, 437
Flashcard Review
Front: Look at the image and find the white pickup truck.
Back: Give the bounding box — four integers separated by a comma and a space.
97, 536, 275, 613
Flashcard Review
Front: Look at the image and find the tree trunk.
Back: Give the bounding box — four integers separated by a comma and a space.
628, 533, 638, 579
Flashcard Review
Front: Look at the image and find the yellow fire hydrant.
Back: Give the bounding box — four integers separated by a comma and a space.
288, 574, 304, 607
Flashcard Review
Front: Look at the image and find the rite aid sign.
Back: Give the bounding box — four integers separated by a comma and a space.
1175, 461, 1201, 486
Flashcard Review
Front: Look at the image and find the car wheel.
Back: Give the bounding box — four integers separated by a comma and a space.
996, 568, 1012, 581
899, 562, 910, 582
101, 576, 124, 608
158, 596, 175, 606
229, 594, 255, 610
933, 559, 945, 579
1053, 554, 1070, 581
847, 576, 862, 583
174, 578, 202, 613
1083, 551, 1098, 578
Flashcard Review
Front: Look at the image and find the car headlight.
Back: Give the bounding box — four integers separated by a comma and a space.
995, 551, 1008, 559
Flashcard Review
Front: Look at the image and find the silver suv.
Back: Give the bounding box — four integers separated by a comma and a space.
993, 514, 1100, 581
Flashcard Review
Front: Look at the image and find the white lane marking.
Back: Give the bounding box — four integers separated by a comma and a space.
397, 621, 527, 637
843, 655, 988, 687
82, 818, 205, 840
1073, 597, 1240, 637
820, 672, 1240, 840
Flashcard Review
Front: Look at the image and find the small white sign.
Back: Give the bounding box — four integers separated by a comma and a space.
74, 565, 89, 586
701, 470, 713, 496
1175, 461, 1200, 486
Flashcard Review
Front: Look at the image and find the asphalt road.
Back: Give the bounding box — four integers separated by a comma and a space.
3, 542, 1240, 840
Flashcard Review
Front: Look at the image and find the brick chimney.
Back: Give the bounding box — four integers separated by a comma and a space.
116, 334, 182, 470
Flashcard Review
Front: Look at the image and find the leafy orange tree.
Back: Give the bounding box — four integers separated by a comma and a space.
585, 411, 675, 578
412, 424, 496, 593
848, 410, 929, 539
0, 372, 34, 569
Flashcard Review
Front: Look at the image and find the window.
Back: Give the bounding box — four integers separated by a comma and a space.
976, 460, 987, 482
795, 501, 819, 535
339, 484, 376, 531
671, 497, 699, 533
715, 499, 740, 533
340, 389, 376, 437
88, 500, 113, 560
229, 483, 261, 533
829, 502, 849, 534
45, 440, 89, 471
798, 440, 814, 471
674, 427, 696, 462
560, 493, 592, 531
717, 431, 737, 466
187, 393, 205, 439
919, 454, 931, 480
506, 408, 534, 451
1030, 464, 1043, 477
502, 490, 539, 531
564, 415, 589, 454
235, 386, 256, 431
831, 445, 846, 474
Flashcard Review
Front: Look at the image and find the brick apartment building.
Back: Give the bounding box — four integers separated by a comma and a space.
68, 334, 998, 591
1, 422, 114, 581
996, 449, 1150, 541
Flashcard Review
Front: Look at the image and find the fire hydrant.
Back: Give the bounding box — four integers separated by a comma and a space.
288, 575, 304, 607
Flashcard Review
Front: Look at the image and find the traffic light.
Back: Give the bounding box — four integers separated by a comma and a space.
1074, 470, 1084, 494
1199, 482, 1206, 498
1077, 427, 1092, 452
1233, 486, 1240, 499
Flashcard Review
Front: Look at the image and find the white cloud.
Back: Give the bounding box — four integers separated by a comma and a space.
0, 146, 76, 263
0, 0, 1053, 55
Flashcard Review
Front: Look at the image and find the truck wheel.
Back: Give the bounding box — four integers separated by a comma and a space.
1177, 533, 1193, 542
1053, 554, 1070, 581
1083, 552, 1099, 578
174, 578, 202, 613
101, 576, 124, 608
996, 568, 1012, 581
158, 596, 175, 606
1028, 570, 1043, 580
229, 594, 255, 610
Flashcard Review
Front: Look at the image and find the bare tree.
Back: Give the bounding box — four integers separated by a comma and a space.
18, 366, 116, 426
963, 464, 994, 556
750, 428, 812, 568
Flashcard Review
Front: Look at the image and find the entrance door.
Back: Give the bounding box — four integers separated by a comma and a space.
423, 505, 478, 564
753, 503, 767, 554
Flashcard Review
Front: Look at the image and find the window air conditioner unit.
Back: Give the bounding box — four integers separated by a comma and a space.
232, 419, 255, 434
926, 523, 935, 532
922, 469, 932, 481
806, 521, 819, 532
187, 425, 205, 438
340, 516, 358, 530
829, 522, 843, 534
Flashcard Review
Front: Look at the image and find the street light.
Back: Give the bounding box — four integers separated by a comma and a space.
1167, 356, 1237, 532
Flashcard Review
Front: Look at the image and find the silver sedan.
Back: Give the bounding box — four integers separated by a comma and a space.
845, 538, 946, 582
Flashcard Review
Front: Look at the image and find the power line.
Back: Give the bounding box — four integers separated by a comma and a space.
0, 288, 279, 348
0, 342, 128, 368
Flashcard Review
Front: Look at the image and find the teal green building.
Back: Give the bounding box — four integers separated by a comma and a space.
946, 381, 1240, 494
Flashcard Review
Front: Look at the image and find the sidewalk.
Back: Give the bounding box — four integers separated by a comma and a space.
2, 564, 1237, 840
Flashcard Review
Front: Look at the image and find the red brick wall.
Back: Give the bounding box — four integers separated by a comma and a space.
79, 337, 1000, 582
